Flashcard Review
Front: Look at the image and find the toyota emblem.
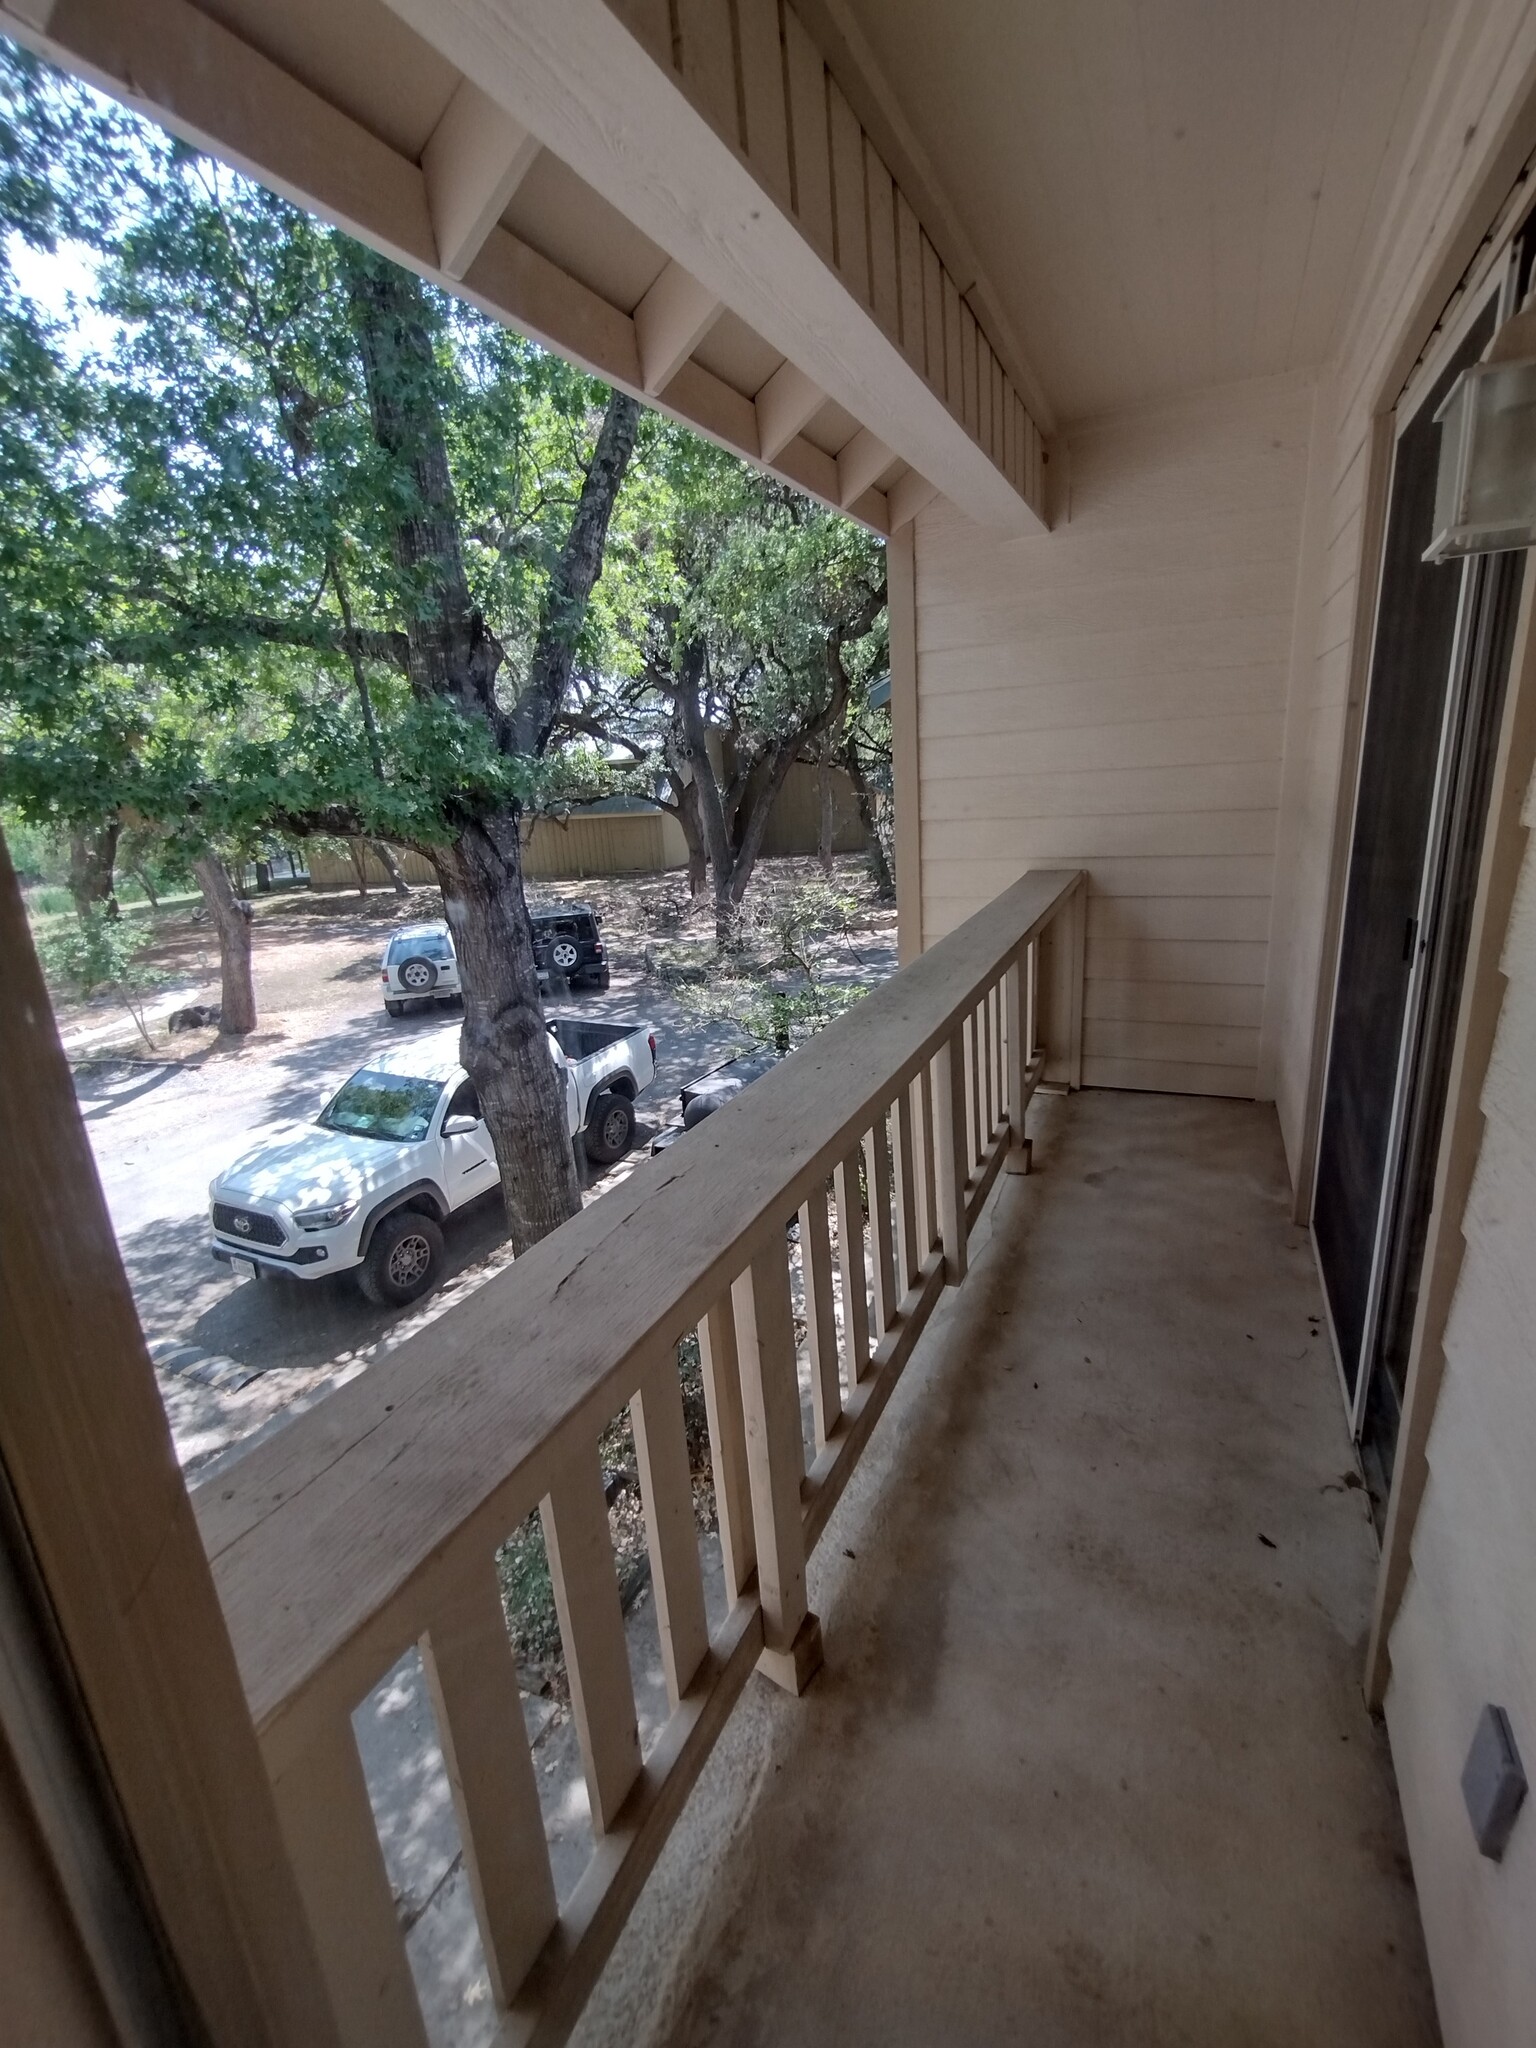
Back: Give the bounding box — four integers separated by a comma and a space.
233, 1214, 252, 1234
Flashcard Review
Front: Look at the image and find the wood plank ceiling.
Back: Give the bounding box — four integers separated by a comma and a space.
838, 0, 1457, 421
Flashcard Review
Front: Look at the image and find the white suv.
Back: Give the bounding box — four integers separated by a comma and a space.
381, 922, 461, 1015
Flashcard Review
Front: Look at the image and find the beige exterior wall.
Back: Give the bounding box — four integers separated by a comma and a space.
913, 369, 1315, 1097
1385, 781, 1536, 2042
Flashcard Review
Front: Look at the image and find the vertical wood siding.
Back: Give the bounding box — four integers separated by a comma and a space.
915, 371, 1315, 1098
603, 0, 1045, 520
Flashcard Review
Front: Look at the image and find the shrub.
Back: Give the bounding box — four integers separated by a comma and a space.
35, 911, 166, 1047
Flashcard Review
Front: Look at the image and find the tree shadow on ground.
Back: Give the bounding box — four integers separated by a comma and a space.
118, 1191, 511, 1373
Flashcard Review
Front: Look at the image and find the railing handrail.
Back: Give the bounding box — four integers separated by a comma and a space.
197, 867, 1083, 1747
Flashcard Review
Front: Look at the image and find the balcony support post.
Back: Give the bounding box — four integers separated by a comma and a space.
1037, 878, 1087, 1090
733, 1242, 823, 1695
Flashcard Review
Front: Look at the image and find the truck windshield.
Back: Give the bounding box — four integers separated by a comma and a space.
319, 1071, 444, 1142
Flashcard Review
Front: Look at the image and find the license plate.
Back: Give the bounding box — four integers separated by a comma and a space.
229, 1256, 259, 1281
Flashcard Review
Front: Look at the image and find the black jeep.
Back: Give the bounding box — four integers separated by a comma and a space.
530, 902, 610, 990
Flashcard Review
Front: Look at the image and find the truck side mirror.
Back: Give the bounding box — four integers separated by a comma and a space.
442, 1114, 479, 1137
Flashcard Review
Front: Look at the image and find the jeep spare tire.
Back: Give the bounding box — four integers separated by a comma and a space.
397, 955, 439, 993
585, 1090, 635, 1165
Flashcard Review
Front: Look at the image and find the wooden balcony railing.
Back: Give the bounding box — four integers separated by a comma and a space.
194, 867, 1086, 2048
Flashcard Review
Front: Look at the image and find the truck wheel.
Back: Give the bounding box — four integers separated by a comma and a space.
384, 999, 406, 1018
397, 956, 438, 994
585, 1091, 635, 1166
358, 1209, 443, 1306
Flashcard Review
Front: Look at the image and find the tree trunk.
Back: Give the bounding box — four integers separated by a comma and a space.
68, 822, 120, 921
345, 840, 370, 895
816, 749, 836, 874
343, 246, 635, 1251
725, 740, 798, 912
842, 738, 894, 899
671, 646, 746, 945
371, 840, 411, 896
435, 816, 581, 1250
192, 856, 257, 1036
126, 863, 160, 911
676, 780, 708, 896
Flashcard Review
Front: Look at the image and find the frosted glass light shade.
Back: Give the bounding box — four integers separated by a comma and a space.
1426, 357, 1536, 562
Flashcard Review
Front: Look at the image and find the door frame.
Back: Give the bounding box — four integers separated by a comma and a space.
1307, 263, 1506, 1431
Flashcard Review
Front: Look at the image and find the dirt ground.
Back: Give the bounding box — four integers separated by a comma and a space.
60, 856, 896, 1478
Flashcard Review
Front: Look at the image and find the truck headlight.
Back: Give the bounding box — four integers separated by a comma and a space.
291, 1199, 360, 1230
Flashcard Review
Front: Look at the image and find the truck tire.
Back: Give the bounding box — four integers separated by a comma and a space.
585, 1091, 635, 1166
396, 956, 438, 995
384, 999, 406, 1018
358, 1208, 443, 1306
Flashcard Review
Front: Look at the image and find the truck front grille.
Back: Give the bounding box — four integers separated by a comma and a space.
212, 1203, 284, 1246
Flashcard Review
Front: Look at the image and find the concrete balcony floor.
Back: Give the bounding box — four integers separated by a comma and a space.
576, 1090, 1440, 2048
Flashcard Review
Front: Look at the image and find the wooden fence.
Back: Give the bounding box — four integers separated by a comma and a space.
306, 770, 866, 894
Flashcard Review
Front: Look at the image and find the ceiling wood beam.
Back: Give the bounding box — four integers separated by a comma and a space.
376, 0, 1043, 532
421, 78, 540, 280
0, 0, 887, 536
633, 260, 723, 394
836, 426, 894, 509
755, 360, 823, 461
887, 469, 939, 529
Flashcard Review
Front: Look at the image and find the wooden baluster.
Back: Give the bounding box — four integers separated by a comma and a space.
931, 1031, 968, 1285
799, 1183, 841, 1449
833, 1149, 871, 1388
631, 1358, 710, 1705
733, 1240, 823, 1694
270, 1717, 428, 2048
697, 1299, 755, 1605
541, 1446, 642, 1835
915, 1063, 938, 1254
981, 984, 996, 1140
863, 1113, 898, 1340
1027, 936, 1040, 1059
985, 991, 998, 1143
963, 1007, 980, 1171
892, 1079, 920, 1299
420, 1567, 559, 2007
1005, 953, 1031, 1174
999, 978, 1011, 1130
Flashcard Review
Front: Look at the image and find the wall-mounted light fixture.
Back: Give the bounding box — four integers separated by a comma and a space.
1426, 357, 1536, 561
1426, 290, 1536, 563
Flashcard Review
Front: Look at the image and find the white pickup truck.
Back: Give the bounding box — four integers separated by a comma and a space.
208, 1016, 657, 1304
